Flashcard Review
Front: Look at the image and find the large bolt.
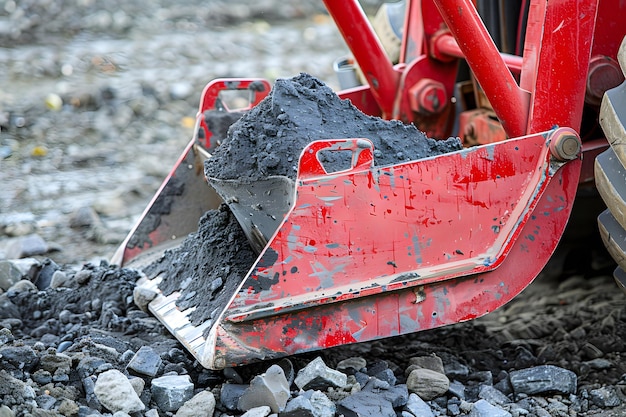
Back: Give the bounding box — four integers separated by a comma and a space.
409, 79, 447, 115
549, 127, 581, 161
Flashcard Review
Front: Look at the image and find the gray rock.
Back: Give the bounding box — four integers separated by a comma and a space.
238, 364, 290, 413
444, 359, 470, 380
469, 399, 512, 417
220, 383, 248, 411
94, 369, 145, 414
36, 393, 57, 410
69, 206, 101, 228
7, 279, 36, 293
240, 405, 272, 417
0, 295, 20, 319
50, 270, 73, 288
0, 369, 36, 407
307, 390, 336, 417
0, 261, 24, 291
282, 395, 316, 417
374, 368, 397, 386
0, 345, 38, 374
406, 368, 450, 400
337, 390, 396, 417
151, 374, 194, 412
295, 356, 348, 391
590, 386, 621, 407
404, 392, 434, 417
6, 234, 49, 259
0, 405, 14, 417
478, 385, 511, 406
283, 390, 335, 417
448, 380, 466, 400
174, 390, 216, 417
337, 357, 367, 374
409, 355, 445, 374
133, 285, 159, 312
509, 365, 577, 396
362, 380, 409, 408
39, 352, 72, 375
128, 376, 145, 397
126, 346, 162, 377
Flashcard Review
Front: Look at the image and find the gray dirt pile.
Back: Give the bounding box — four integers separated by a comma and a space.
143, 205, 257, 327
204, 72, 462, 181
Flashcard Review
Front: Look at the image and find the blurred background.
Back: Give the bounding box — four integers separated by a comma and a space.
0, 0, 383, 264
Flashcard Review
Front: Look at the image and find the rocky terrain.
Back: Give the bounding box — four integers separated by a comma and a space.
1, 1, 626, 417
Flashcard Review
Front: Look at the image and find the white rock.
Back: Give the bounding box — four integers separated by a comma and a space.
241, 405, 272, 417
175, 390, 216, 417
94, 369, 145, 413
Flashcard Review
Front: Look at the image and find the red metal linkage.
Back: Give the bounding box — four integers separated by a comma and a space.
323, 0, 399, 118
433, 0, 529, 138
521, 0, 599, 133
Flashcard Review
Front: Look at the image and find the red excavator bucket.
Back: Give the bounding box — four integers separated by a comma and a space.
111, 0, 599, 369
116, 113, 581, 369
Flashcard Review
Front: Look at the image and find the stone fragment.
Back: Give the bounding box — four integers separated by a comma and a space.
33, 259, 60, 290
282, 396, 316, 417
0, 405, 14, 417
7, 279, 37, 293
590, 386, 621, 407
126, 346, 162, 377
223, 367, 244, 384
373, 368, 397, 386
220, 383, 248, 410
448, 380, 466, 400
241, 405, 272, 417
0, 369, 36, 407
337, 390, 396, 417
40, 352, 71, 375
50, 270, 73, 288
444, 358, 470, 380
404, 393, 434, 417
128, 376, 145, 397
0, 261, 24, 291
294, 356, 348, 391
69, 206, 101, 228
238, 364, 290, 413
151, 374, 194, 412
406, 368, 450, 400
57, 398, 79, 416
469, 399, 512, 417
175, 390, 216, 417
337, 357, 367, 374
509, 365, 577, 396
133, 285, 159, 312
362, 380, 408, 408
409, 355, 445, 374
478, 385, 511, 406
283, 390, 335, 417
94, 369, 145, 413
6, 234, 49, 259
0, 295, 20, 319
0, 345, 38, 373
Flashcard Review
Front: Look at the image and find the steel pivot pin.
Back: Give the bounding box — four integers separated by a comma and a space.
549, 127, 581, 161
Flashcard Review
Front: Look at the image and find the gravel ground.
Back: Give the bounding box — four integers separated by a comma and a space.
2, 1, 626, 417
